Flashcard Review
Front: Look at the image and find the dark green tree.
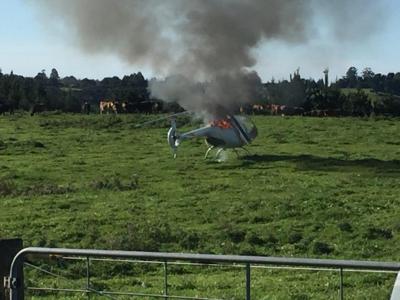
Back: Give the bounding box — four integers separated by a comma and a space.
50, 68, 59, 80
49, 68, 60, 86
346, 66, 358, 88
362, 67, 374, 80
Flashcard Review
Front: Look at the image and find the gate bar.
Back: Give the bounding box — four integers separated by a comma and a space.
9, 247, 400, 300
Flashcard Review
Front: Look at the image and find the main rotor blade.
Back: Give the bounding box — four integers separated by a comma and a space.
134, 111, 191, 128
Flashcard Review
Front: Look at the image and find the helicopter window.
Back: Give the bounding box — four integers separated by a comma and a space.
235, 115, 256, 133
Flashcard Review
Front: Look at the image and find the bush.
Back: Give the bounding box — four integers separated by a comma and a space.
21, 183, 74, 196
245, 232, 264, 246
288, 232, 303, 244
338, 222, 353, 233
312, 241, 334, 255
218, 221, 246, 244
226, 228, 246, 243
91, 174, 139, 190
33, 141, 45, 148
364, 227, 393, 240
0, 179, 14, 196
264, 233, 278, 246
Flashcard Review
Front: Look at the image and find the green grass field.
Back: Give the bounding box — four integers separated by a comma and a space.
1, 113, 400, 299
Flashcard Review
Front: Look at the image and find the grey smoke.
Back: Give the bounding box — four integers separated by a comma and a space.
34, 0, 384, 119
150, 71, 263, 120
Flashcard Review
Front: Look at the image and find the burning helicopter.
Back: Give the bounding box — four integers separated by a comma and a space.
137, 111, 258, 159
167, 114, 257, 159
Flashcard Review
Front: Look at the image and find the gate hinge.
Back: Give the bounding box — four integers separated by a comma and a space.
3, 276, 17, 289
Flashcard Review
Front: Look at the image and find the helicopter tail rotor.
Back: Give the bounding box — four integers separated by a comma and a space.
167, 118, 179, 158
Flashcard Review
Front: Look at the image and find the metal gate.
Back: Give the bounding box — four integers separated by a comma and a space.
5, 247, 400, 299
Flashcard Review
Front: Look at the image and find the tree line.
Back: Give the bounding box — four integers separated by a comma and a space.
264, 67, 400, 116
1, 67, 400, 116
0, 68, 150, 113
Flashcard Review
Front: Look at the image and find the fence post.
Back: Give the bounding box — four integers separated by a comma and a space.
339, 268, 344, 300
1, 239, 23, 300
163, 261, 168, 300
245, 263, 251, 300
86, 257, 90, 299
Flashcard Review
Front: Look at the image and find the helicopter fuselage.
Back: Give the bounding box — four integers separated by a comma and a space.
168, 115, 257, 158
181, 125, 245, 148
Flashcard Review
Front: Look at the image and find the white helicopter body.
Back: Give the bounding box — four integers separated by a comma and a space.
168, 114, 257, 158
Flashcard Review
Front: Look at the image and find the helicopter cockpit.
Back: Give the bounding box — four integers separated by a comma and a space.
234, 115, 258, 140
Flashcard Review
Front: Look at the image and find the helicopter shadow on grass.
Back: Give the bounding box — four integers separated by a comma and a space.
214, 153, 400, 175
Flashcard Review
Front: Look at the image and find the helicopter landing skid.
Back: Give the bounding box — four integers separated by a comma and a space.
204, 146, 224, 160
204, 146, 214, 159
205, 147, 250, 160
216, 148, 224, 159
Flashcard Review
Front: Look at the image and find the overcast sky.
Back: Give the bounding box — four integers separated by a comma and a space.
1, 0, 399, 82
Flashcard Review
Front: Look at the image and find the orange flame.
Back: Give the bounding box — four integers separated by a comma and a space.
210, 119, 232, 129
